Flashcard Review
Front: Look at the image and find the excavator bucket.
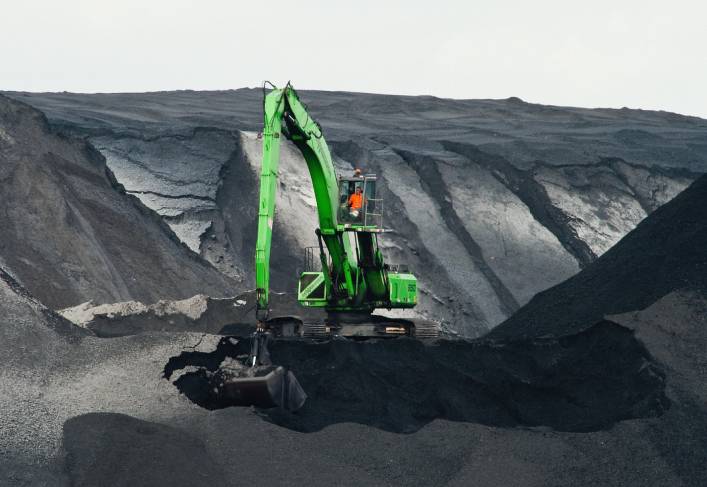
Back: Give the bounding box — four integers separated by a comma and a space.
217, 331, 306, 411
221, 365, 307, 411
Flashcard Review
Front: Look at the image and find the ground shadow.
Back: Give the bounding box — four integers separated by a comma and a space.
164, 321, 669, 434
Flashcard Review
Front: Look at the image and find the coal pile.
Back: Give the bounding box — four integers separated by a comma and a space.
0, 94, 235, 309
2, 90, 707, 486
63, 413, 226, 487
165, 322, 668, 434
9, 89, 705, 334
492, 174, 707, 339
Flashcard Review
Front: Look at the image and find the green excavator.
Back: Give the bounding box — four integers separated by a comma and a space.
222, 83, 438, 410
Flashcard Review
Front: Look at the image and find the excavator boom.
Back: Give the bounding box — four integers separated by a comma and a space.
255, 85, 350, 315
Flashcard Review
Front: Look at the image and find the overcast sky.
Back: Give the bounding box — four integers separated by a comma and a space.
3, 0, 706, 117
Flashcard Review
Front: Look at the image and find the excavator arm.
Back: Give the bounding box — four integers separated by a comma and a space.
226, 83, 423, 411
255, 83, 362, 317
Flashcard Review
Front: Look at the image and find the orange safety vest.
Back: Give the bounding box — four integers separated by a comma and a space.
348, 193, 363, 210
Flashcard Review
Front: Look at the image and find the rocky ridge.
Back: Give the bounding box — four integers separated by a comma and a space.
0, 95, 236, 310
8, 89, 705, 334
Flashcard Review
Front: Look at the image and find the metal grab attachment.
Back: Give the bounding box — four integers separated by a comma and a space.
219, 328, 307, 411
220, 365, 307, 411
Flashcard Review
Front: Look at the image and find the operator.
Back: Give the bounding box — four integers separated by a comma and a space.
347, 186, 364, 220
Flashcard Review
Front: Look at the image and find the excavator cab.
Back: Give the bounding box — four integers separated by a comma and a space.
338, 175, 381, 228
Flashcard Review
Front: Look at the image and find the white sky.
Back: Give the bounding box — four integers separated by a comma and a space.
2, 0, 706, 118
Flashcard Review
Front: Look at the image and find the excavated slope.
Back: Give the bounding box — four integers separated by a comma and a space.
491, 174, 707, 339
8, 89, 705, 334
2, 261, 705, 486
0, 95, 236, 309
0, 167, 704, 486
164, 323, 668, 434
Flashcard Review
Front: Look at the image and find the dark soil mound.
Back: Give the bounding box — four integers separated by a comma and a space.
165, 322, 668, 434
491, 174, 707, 339
0, 94, 235, 309
63, 413, 225, 487
0, 265, 86, 371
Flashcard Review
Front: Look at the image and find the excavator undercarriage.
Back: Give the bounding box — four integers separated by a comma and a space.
260, 315, 440, 340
